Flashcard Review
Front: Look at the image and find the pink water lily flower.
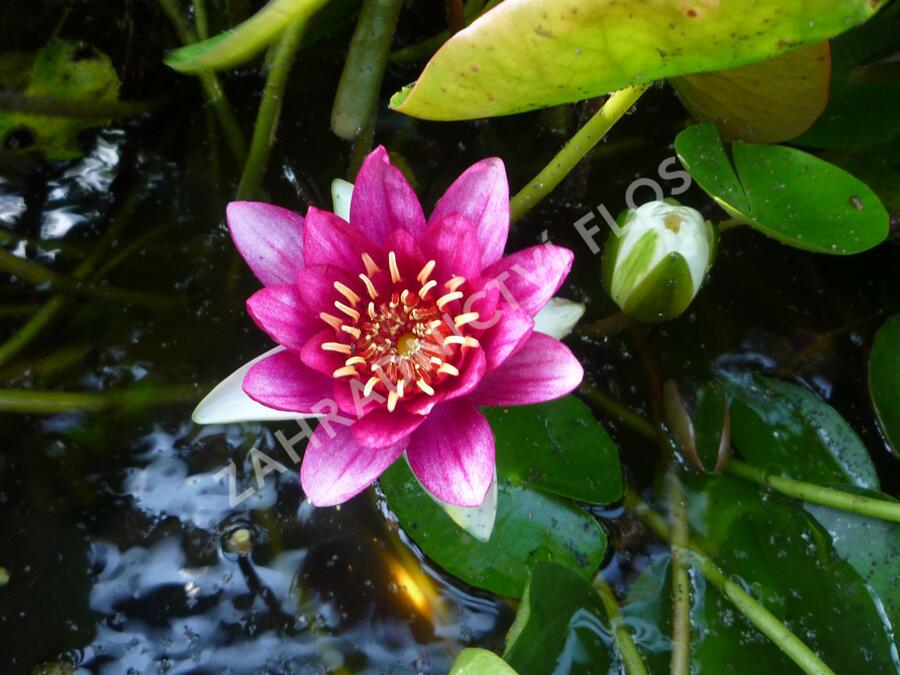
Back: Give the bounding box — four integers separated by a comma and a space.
194, 147, 583, 508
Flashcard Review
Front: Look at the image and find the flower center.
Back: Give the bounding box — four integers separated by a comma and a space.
319, 251, 481, 412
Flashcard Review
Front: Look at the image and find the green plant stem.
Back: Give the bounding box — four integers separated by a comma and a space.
156, 0, 247, 165
717, 218, 746, 232
0, 304, 40, 318
0, 385, 198, 414
625, 490, 837, 675
236, 15, 307, 199
193, 0, 209, 39
0, 343, 91, 383
0, 248, 172, 308
509, 85, 648, 223
725, 458, 900, 524
578, 310, 632, 339
665, 469, 691, 675
582, 382, 900, 524
331, 0, 405, 140
0, 187, 143, 367
593, 576, 650, 675
0, 92, 157, 118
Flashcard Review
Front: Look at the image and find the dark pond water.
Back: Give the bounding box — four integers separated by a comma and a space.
0, 2, 897, 673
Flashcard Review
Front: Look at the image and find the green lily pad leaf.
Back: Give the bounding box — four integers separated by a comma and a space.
389, 0, 885, 120
485, 396, 622, 504
824, 138, 900, 212
724, 374, 880, 489
806, 487, 900, 628
795, 2, 900, 148
672, 41, 831, 143
449, 648, 518, 675
0, 39, 121, 160
869, 313, 900, 457
675, 123, 889, 254
503, 561, 613, 674
380, 459, 607, 598
164, 0, 330, 73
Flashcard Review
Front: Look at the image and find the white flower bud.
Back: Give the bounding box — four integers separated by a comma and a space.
601, 200, 715, 322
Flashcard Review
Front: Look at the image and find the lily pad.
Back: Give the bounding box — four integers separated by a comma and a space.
723, 374, 879, 489
0, 39, 121, 159
671, 42, 831, 143
380, 459, 607, 598
390, 0, 884, 120
795, 2, 900, 148
449, 648, 518, 675
675, 123, 889, 254
485, 396, 622, 505
503, 561, 613, 675
869, 313, 900, 457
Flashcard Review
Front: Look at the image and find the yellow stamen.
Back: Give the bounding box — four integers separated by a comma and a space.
341, 325, 361, 339
396, 379, 405, 397
389, 251, 402, 283
443, 335, 466, 346
362, 252, 380, 276
463, 336, 480, 348
359, 273, 378, 299
454, 312, 479, 327
387, 390, 400, 412
368, 302, 377, 319
320, 312, 343, 331
445, 276, 466, 292
333, 366, 358, 378
416, 379, 435, 396
322, 342, 351, 354
364, 376, 379, 397
418, 280, 437, 299
437, 363, 459, 376
345, 356, 366, 368
417, 260, 436, 285
335, 301, 360, 321
334, 281, 361, 305
436, 291, 463, 310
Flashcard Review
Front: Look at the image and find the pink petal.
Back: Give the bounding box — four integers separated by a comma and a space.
422, 213, 481, 280
407, 398, 495, 507
304, 206, 373, 272
246, 285, 319, 351
227, 202, 305, 286
295, 264, 363, 317
300, 329, 347, 377
351, 408, 425, 448
429, 158, 509, 268
350, 146, 426, 244
479, 306, 534, 371
243, 349, 334, 413
471, 332, 583, 406
386, 228, 426, 278
481, 244, 574, 317
301, 423, 403, 506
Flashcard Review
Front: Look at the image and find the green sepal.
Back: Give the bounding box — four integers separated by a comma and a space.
622, 252, 695, 323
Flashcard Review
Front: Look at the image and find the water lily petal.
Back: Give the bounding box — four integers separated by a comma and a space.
243, 348, 335, 413
429, 158, 509, 268
471, 332, 583, 406
304, 206, 373, 272
407, 398, 494, 507
422, 213, 482, 280
227, 201, 305, 286
331, 178, 354, 222
302, 423, 404, 506
402, 454, 497, 542
351, 407, 425, 448
300, 329, 348, 376
350, 146, 426, 244
193, 347, 317, 424
481, 243, 574, 317
246, 285, 319, 351
534, 297, 585, 339
479, 305, 534, 371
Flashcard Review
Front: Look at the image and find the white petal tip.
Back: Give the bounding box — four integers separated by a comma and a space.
534, 297, 585, 339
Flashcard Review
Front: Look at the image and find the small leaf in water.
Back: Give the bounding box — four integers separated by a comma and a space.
449, 648, 518, 675
868, 312, 900, 458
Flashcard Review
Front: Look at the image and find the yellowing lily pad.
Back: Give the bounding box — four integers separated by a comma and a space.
672, 42, 831, 143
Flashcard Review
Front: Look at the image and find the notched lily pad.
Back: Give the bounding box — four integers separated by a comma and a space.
0, 39, 121, 159
675, 123, 888, 254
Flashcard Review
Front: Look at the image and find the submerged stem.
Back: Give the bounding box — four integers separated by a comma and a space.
509, 85, 648, 223
593, 575, 650, 675
236, 15, 307, 199
626, 490, 837, 675
666, 469, 691, 675
725, 459, 900, 524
